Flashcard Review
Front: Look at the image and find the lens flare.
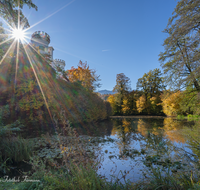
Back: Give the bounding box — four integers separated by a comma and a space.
12, 28, 25, 41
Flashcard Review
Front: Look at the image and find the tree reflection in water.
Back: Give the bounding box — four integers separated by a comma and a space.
97, 117, 200, 183
110, 117, 198, 163
111, 119, 142, 158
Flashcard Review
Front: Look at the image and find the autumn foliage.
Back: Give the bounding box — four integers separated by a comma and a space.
67, 61, 101, 92
106, 69, 199, 116
0, 44, 110, 129
160, 91, 183, 116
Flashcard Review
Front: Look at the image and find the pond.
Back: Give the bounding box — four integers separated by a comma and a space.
77, 117, 200, 183
13, 116, 200, 184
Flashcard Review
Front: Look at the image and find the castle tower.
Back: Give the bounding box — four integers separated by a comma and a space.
54, 59, 65, 70
31, 31, 50, 54
48, 46, 54, 61
31, 31, 66, 71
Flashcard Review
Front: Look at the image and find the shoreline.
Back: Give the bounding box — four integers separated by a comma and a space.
109, 115, 170, 119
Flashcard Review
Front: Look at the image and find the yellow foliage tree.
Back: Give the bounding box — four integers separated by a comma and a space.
67, 61, 101, 91
161, 91, 182, 116
107, 95, 115, 114
122, 97, 130, 115
107, 95, 115, 105
136, 95, 146, 113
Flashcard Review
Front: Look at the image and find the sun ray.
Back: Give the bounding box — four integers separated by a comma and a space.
23, 37, 47, 60
0, 16, 15, 31
22, 42, 53, 122
0, 37, 15, 47
17, 0, 20, 30
22, 38, 72, 126
24, 0, 75, 33
0, 39, 16, 65
13, 0, 20, 90
0, 34, 12, 37
14, 39, 19, 89
54, 46, 103, 67
23, 37, 64, 98
0, 25, 13, 33
24, 35, 49, 50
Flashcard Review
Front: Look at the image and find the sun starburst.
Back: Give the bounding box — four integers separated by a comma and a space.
12, 28, 25, 41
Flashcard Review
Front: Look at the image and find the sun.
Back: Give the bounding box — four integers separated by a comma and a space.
12, 28, 25, 41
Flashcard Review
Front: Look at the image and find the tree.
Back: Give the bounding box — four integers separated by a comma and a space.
161, 91, 183, 116
67, 60, 101, 92
136, 95, 146, 113
0, 0, 37, 28
121, 90, 138, 115
137, 68, 165, 96
107, 95, 116, 115
113, 73, 131, 115
136, 68, 165, 114
179, 87, 200, 115
159, 0, 200, 92
113, 73, 131, 94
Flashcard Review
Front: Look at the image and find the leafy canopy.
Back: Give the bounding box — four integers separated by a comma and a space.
67, 60, 101, 92
159, 0, 200, 92
113, 73, 131, 94
137, 68, 165, 96
0, 0, 37, 28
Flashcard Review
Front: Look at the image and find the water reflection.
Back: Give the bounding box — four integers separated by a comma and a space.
112, 119, 136, 157
96, 117, 199, 183
163, 118, 186, 143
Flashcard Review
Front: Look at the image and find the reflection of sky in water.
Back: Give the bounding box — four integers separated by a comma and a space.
92, 118, 197, 183
96, 135, 145, 183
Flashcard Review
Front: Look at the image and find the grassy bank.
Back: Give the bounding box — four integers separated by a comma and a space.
1, 156, 200, 190
177, 114, 200, 120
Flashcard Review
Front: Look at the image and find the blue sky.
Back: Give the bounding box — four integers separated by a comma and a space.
21, 0, 177, 91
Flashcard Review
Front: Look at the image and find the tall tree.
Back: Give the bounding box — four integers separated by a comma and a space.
159, 0, 200, 92
67, 60, 101, 92
137, 68, 165, 96
113, 73, 131, 95
113, 73, 131, 115
136, 68, 165, 114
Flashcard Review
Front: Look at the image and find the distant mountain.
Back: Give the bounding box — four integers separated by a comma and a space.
97, 90, 116, 95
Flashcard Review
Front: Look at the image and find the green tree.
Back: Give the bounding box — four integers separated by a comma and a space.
159, 0, 200, 92
113, 73, 131, 115
136, 68, 165, 114
0, 0, 37, 28
179, 87, 200, 115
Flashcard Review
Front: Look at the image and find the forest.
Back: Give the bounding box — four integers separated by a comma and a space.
106, 68, 200, 117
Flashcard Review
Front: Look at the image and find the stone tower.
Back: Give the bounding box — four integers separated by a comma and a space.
31, 31, 66, 69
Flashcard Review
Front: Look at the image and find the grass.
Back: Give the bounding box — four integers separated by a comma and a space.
177, 114, 200, 121
1, 159, 200, 190
0, 136, 33, 163
187, 114, 200, 121
0, 158, 134, 190
0, 136, 33, 175
177, 115, 185, 119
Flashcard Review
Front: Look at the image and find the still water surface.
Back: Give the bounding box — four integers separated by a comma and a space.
80, 117, 199, 183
